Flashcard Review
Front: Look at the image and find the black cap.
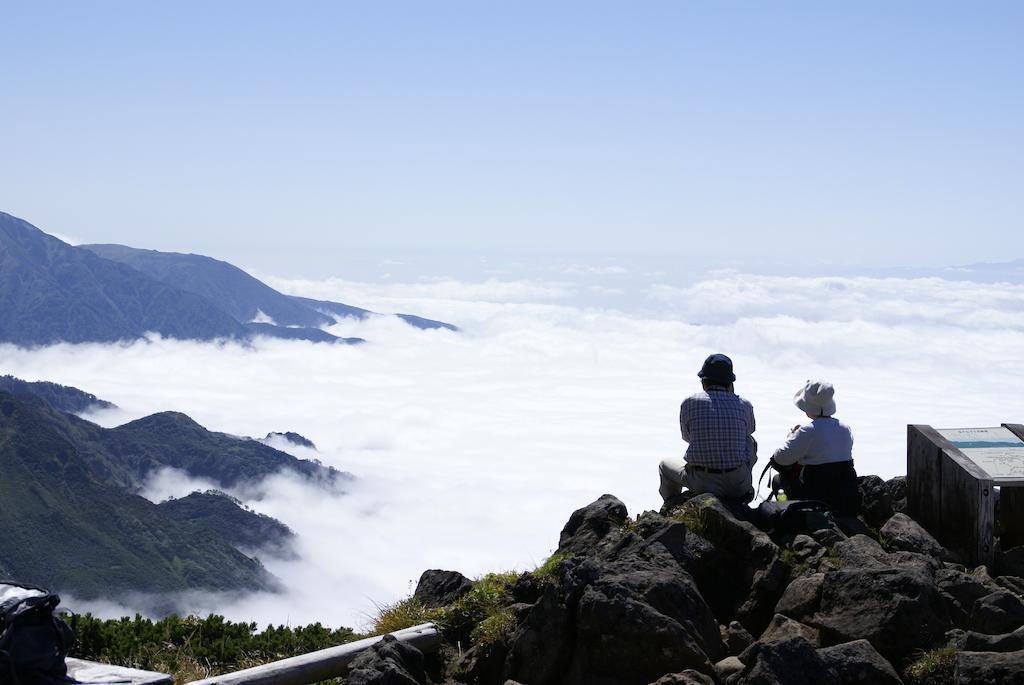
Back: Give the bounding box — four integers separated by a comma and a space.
698, 353, 735, 384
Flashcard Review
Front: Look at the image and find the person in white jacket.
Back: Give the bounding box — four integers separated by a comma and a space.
771, 380, 861, 515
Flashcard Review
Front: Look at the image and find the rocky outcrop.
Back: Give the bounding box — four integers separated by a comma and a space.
413, 570, 474, 609
955, 649, 1024, 684
347, 635, 427, 685
353, 478, 1024, 685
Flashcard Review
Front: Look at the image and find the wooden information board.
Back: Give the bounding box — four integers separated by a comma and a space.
908, 423, 1024, 566
936, 426, 1024, 484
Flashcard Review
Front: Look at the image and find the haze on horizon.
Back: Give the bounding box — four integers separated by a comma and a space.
3, 2, 1022, 275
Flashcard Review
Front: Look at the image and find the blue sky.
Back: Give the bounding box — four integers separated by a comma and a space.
2, 2, 1022, 273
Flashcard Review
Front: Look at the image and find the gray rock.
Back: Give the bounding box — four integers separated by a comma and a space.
858, 475, 894, 529
680, 494, 786, 635
817, 639, 902, 685
775, 573, 824, 621
997, 547, 1024, 578
647, 671, 716, 685
732, 637, 840, 684
759, 613, 820, 646
996, 574, 1024, 597
346, 635, 426, 685
812, 564, 950, 661
714, 656, 745, 681
937, 567, 999, 627
503, 584, 573, 685
790, 534, 824, 567
880, 513, 947, 559
969, 590, 1024, 635
505, 506, 722, 685
412, 569, 473, 608
955, 649, 1024, 684
557, 494, 628, 555
811, 525, 847, 547
887, 476, 907, 513
832, 534, 889, 568
560, 541, 722, 684
724, 620, 754, 655
636, 511, 693, 566
959, 624, 1024, 652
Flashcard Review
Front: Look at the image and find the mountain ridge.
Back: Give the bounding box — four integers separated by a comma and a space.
0, 391, 277, 599
0, 210, 455, 347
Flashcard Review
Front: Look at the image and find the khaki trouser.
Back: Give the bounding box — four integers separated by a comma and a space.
659, 457, 753, 501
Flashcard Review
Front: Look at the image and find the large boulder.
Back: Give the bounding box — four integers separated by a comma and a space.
558, 542, 721, 684
678, 494, 788, 634
634, 511, 693, 566
955, 649, 1024, 684
502, 585, 574, 685
997, 547, 1024, 578
997, 574, 1024, 597
758, 613, 820, 646
957, 624, 1024, 652
969, 590, 1024, 635
724, 621, 754, 656
557, 494, 628, 555
810, 552, 950, 661
937, 567, 998, 627
503, 498, 723, 685
775, 573, 824, 621
880, 513, 947, 559
730, 637, 840, 685
817, 639, 902, 685
887, 476, 908, 513
412, 569, 473, 608
346, 635, 427, 685
858, 475, 894, 529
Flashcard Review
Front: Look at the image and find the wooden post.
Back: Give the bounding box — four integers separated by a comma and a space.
940, 449, 995, 566
908, 425, 944, 534
185, 623, 441, 685
908, 424, 995, 566
1000, 424, 1024, 549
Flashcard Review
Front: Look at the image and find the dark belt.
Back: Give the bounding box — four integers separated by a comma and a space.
687, 463, 741, 474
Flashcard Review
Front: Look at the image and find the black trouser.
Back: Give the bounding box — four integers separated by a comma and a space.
773, 460, 861, 516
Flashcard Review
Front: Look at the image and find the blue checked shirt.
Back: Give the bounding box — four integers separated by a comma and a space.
679, 388, 757, 469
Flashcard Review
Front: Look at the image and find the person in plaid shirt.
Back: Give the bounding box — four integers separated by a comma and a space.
659, 354, 757, 502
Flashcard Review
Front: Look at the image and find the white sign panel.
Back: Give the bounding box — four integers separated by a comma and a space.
937, 426, 1024, 482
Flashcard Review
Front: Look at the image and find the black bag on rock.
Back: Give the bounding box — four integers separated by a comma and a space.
0, 582, 75, 685
754, 499, 834, 536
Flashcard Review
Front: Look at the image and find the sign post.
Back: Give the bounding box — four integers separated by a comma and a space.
908, 423, 1024, 567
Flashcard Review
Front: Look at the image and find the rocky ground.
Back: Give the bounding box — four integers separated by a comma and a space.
348, 476, 1024, 684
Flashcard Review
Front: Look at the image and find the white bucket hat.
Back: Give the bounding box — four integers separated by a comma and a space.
794, 380, 836, 417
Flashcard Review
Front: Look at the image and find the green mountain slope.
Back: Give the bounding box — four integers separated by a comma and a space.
158, 490, 295, 557
0, 212, 246, 345
0, 375, 115, 413
82, 242, 457, 332
0, 392, 276, 598
82, 244, 333, 328
1, 396, 346, 491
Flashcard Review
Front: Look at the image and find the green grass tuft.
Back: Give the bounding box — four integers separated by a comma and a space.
469, 607, 518, 648
532, 551, 571, 583
369, 597, 437, 636
902, 646, 956, 685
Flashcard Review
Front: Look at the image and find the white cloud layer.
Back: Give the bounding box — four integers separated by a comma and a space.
2, 272, 1023, 631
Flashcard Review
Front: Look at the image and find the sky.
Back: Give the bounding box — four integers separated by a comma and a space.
3, 269, 1024, 629
2, 2, 1023, 273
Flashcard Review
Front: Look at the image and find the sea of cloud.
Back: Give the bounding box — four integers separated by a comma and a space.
2, 270, 1023, 630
